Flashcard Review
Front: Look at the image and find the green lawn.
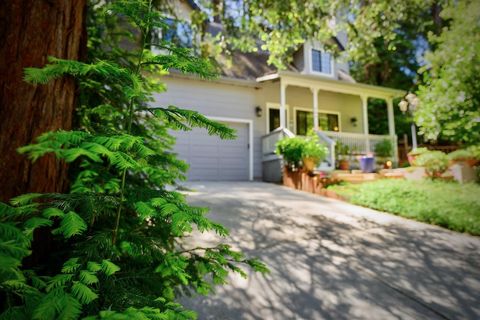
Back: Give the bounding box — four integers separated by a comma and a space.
328, 179, 480, 235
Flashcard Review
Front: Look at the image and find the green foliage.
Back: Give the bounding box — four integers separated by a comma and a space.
329, 179, 480, 235
0, 1, 266, 319
275, 135, 328, 168
194, 0, 444, 71
447, 149, 475, 162
414, 150, 449, 177
407, 147, 429, 156
415, 0, 480, 144
302, 137, 328, 163
467, 145, 480, 160
335, 141, 350, 157
275, 137, 306, 168
374, 139, 393, 158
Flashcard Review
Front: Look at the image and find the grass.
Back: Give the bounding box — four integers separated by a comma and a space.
328, 179, 480, 235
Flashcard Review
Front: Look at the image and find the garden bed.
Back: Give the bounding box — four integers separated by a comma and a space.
282, 167, 345, 200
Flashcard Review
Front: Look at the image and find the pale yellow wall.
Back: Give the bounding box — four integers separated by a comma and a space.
255, 83, 364, 134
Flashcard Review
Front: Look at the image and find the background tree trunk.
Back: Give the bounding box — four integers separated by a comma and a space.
0, 0, 87, 202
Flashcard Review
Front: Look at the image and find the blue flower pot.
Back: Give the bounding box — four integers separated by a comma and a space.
360, 156, 375, 173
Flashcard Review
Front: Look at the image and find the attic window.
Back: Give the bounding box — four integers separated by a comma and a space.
311, 49, 332, 75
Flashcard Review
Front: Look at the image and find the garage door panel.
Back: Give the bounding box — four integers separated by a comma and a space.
218, 157, 246, 166
171, 121, 249, 181
190, 161, 218, 170
189, 169, 219, 180
190, 146, 219, 155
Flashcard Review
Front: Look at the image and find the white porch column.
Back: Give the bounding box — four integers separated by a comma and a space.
387, 98, 399, 165
387, 98, 396, 136
280, 82, 287, 129
361, 95, 370, 152
311, 87, 319, 130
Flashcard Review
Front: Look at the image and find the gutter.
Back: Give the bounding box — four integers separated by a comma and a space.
257, 71, 405, 98
150, 70, 260, 88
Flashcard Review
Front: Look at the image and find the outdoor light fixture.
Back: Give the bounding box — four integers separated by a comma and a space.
398, 93, 420, 149
255, 106, 262, 117
350, 117, 358, 127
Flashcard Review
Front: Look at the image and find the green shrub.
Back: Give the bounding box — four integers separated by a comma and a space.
276, 136, 305, 168
303, 137, 328, 161
408, 147, 429, 156
467, 145, 480, 160
415, 150, 449, 176
448, 149, 474, 161
374, 139, 393, 157
276, 135, 327, 168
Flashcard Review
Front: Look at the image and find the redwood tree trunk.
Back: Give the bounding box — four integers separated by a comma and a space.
0, 0, 87, 202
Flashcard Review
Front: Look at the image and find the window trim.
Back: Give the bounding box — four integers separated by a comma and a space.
309, 49, 335, 78
293, 107, 342, 134
266, 102, 290, 134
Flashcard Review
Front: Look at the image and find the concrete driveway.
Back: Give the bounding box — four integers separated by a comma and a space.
180, 182, 480, 320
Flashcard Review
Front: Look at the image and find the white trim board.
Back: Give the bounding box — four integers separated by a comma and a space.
293, 106, 342, 134
208, 116, 254, 181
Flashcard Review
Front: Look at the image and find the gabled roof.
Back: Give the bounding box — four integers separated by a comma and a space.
216, 51, 297, 81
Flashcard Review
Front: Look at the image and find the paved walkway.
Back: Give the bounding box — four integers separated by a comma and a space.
180, 182, 480, 320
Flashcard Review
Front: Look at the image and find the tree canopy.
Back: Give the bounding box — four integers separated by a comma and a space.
415, 0, 480, 144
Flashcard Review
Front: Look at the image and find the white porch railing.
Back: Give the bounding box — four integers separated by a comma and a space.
315, 131, 336, 171
323, 131, 398, 160
261, 127, 295, 161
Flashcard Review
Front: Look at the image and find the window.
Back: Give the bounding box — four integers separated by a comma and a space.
311, 49, 332, 75
296, 110, 339, 135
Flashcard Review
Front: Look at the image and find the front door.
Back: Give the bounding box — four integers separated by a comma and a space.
268, 108, 288, 132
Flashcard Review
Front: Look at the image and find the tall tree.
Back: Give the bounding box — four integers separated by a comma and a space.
0, 1, 87, 202
415, 0, 480, 144
0, 1, 266, 318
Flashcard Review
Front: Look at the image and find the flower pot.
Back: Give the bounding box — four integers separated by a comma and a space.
303, 158, 317, 172
360, 156, 375, 173
338, 159, 350, 171
450, 158, 478, 167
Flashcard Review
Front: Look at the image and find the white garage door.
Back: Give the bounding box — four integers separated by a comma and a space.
172, 121, 250, 181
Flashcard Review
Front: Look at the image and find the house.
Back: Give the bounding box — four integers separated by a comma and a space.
153, 1, 405, 181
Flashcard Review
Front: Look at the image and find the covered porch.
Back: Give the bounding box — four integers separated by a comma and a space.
258, 71, 404, 172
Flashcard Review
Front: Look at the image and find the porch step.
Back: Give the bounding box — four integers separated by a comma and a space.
332, 171, 380, 184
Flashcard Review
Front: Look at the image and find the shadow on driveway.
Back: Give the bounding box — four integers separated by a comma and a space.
179, 182, 480, 320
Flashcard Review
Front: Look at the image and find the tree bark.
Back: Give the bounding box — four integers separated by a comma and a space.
0, 0, 87, 202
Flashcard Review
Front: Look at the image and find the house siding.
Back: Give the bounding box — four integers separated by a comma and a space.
153, 75, 369, 181
152, 76, 263, 179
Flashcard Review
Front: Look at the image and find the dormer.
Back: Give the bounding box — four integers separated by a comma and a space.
293, 39, 351, 81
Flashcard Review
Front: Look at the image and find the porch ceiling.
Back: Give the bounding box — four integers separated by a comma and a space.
256, 71, 405, 100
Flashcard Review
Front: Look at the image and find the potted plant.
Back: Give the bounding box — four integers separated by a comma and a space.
448, 149, 477, 167
275, 135, 327, 173
374, 139, 393, 169
302, 136, 328, 172
415, 150, 449, 178
407, 147, 429, 166
275, 136, 305, 171
335, 141, 350, 170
